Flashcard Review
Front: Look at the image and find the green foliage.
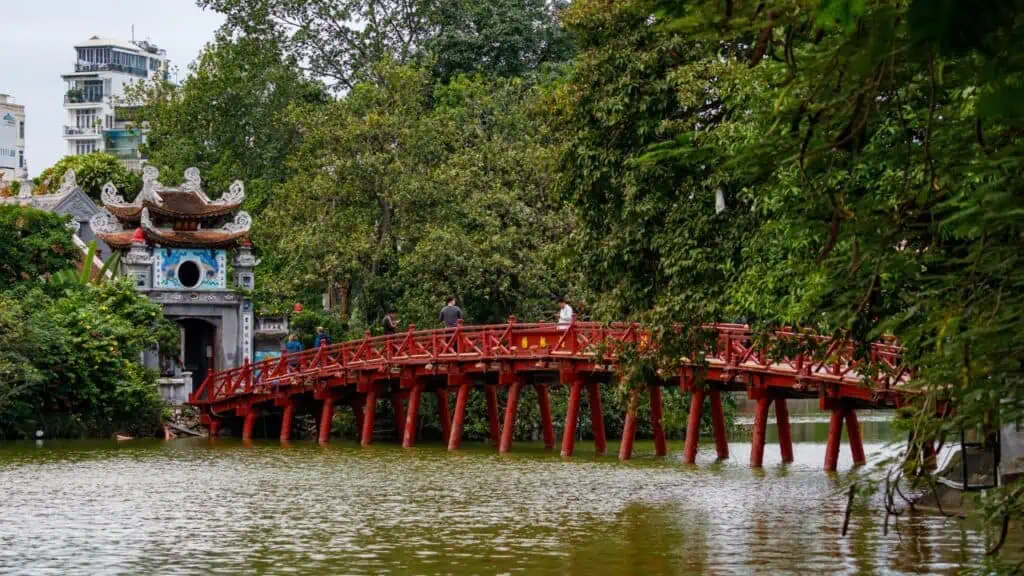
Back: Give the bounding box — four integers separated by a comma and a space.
560, 0, 1024, 537
0, 205, 77, 285
32, 153, 142, 202
49, 241, 121, 288
289, 309, 356, 348
124, 33, 329, 214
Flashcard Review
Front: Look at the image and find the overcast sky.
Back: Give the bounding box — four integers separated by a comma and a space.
0, 0, 225, 177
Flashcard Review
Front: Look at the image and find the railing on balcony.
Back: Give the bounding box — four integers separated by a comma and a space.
74, 62, 148, 77
104, 146, 141, 160
64, 92, 104, 104
63, 126, 101, 137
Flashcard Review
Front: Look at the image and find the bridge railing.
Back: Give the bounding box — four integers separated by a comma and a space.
189, 319, 909, 405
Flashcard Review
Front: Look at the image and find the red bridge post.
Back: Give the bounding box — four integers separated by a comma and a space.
588, 381, 607, 456
824, 407, 843, 472
750, 393, 772, 468
561, 379, 583, 457
485, 385, 501, 448
319, 398, 334, 444
500, 378, 522, 454
618, 389, 639, 461
845, 408, 866, 466
403, 380, 423, 448
361, 387, 378, 447
242, 410, 257, 441
649, 385, 667, 457
536, 384, 555, 450
280, 400, 295, 442
448, 377, 472, 450
709, 389, 729, 460
684, 388, 706, 464
775, 396, 794, 463
208, 418, 220, 438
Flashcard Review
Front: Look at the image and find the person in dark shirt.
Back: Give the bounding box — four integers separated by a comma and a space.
383, 309, 399, 335
313, 326, 329, 348
439, 297, 463, 328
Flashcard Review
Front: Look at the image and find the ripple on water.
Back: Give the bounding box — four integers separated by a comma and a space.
0, 433, 1006, 575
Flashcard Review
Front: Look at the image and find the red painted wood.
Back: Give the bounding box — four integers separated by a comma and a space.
684, 388, 706, 464
280, 402, 294, 442
361, 388, 378, 447
750, 395, 772, 468
649, 385, 666, 457
500, 379, 522, 454
485, 385, 500, 447
619, 391, 639, 461
775, 396, 794, 463
435, 389, 452, 442
536, 384, 555, 450
709, 389, 729, 460
403, 381, 422, 448
208, 419, 220, 438
845, 408, 866, 466
448, 380, 472, 450
588, 381, 607, 455
561, 380, 583, 457
242, 411, 257, 441
319, 398, 334, 444
824, 409, 843, 472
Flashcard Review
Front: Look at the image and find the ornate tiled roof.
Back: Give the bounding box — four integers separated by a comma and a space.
101, 166, 245, 221
91, 207, 252, 249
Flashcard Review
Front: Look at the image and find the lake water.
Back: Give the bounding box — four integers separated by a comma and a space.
0, 416, 1009, 575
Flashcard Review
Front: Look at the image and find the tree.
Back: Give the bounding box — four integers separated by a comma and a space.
558, 0, 1024, 549
0, 205, 77, 285
32, 153, 141, 202
424, 0, 574, 82
198, 0, 432, 90
125, 33, 329, 214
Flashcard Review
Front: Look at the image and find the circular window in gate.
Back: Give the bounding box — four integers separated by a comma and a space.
177, 260, 201, 288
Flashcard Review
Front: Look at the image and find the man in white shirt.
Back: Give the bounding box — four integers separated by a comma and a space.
557, 298, 574, 328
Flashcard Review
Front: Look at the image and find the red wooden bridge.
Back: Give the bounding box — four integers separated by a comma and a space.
189, 319, 914, 471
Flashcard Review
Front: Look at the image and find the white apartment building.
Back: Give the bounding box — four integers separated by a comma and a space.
62, 36, 168, 171
0, 94, 27, 183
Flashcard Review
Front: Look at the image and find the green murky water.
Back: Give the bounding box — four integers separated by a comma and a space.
0, 417, 1007, 575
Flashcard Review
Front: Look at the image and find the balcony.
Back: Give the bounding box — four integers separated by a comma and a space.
63, 126, 102, 138
74, 62, 148, 77
65, 91, 105, 104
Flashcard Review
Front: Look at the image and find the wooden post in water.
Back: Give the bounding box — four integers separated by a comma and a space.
319, 398, 334, 444
403, 381, 423, 448
649, 385, 667, 457
485, 385, 500, 448
242, 410, 257, 441
536, 384, 555, 450
824, 408, 844, 472
684, 388, 706, 464
208, 418, 220, 438
775, 396, 794, 463
618, 389, 639, 461
845, 408, 866, 466
750, 395, 772, 468
709, 389, 729, 460
448, 378, 472, 450
561, 379, 583, 457
500, 379, 522, 454
360, 388, 377, 447
588, 381, 607, 456
280, 401, 294, 442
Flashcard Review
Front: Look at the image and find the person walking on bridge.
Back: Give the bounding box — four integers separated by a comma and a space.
313, 326, 330, 348
557, 297, 574, 329
439, 297, 463, 328
285, 333, 303, 371
383, 309, 399, 335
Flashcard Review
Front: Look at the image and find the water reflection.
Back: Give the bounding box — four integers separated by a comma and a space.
0, 419, 1013, 575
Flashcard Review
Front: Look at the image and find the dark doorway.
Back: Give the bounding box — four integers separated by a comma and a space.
180, 318, 216, 392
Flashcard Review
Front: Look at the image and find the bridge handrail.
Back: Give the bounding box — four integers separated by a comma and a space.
189, 320, 908, 405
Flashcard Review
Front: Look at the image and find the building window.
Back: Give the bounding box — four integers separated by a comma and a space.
18, 121, 24, 139
18, 150, 23, 168
76, 141, 96, 155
